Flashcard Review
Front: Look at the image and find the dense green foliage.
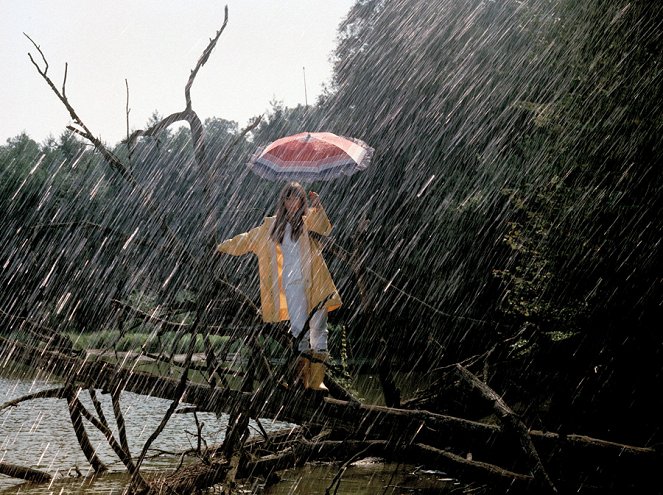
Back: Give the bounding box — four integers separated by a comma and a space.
1, 0, 660, 444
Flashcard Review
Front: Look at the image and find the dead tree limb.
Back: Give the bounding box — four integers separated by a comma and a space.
69, 388, 147, 489
0, 387, 65, 411
135, 323, 198, 474
2, 332, 654, 472
88, 387, 109, 425
66, 387, 108, 473
25, 33, 137, 186
455, 364, 558, 494
25, 25, 262, 320
125, 5, 231, 171
0, 462, 52, 483
186, 6, 228, 111
111, 389, 132, 467
125, 78, 130, 137
1, 334, 656, 489
236, 437, 534, 492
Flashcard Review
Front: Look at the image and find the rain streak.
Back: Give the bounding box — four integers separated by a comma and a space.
1, 1, 661, 494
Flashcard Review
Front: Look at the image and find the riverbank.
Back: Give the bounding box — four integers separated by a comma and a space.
0, 372, 460, 494
1, 460, 459, 495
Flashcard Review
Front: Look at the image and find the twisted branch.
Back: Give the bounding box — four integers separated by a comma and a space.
25, 33, 137, 186
185, 6, 229, 110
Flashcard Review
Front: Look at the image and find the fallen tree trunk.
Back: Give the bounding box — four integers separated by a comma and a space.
455, 364, 558, 493
159, 432, 536, 494
0, 333, 657, 493
0, 462, 51, 483
241, 437, 535, 488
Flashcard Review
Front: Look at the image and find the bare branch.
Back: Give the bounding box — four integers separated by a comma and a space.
185, 6, 229, 110
25, 33, 137, 185
23, 32, 48, 73
62, 62, 68, 97
112, 389, 132, 467
125, 7, 230, 173
66, 387, 108, 473
70, 391, 146, 488
65, 125, 91, 139
125, 109, 192, 150
135, 320, 200, 472
88, 388, 109, 426
3, 331, 657, 494
0, 387, 65, 412
455, 364, 558, 494
0, 462, 51, 483
193, 410, 206, 453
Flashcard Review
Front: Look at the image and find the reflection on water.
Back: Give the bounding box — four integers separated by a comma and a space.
2, 473, 132, 495
0, 374, 252, 493
265, 461, 458, 494
0, 462, 458, 495
0, 372, 452, 494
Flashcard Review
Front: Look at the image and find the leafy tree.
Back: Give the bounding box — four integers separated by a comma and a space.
0, 133, 45, 218
303, 0, 559, 356
260, 0, 663, 442
492, 0, 663, 440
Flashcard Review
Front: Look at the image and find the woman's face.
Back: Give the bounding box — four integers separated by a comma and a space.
284, 193, 304, 217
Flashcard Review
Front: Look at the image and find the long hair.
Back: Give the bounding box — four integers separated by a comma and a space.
270, 181, 308, 244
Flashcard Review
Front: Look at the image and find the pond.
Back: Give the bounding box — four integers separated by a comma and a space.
0, 372, 460, 494
0, 373, 235, 492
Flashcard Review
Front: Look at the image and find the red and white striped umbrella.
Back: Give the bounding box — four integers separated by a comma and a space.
247, 132, 373, 182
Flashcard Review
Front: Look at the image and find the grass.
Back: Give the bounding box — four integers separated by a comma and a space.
66, 329, 231, 354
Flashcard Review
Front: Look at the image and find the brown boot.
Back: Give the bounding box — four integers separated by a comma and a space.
294, 355, 310, 388
307, 351, 329, 392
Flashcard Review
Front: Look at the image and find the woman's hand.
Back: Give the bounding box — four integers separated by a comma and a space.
309, 191, 321, 208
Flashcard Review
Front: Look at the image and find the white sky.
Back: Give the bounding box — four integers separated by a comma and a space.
0, 0, 355, 145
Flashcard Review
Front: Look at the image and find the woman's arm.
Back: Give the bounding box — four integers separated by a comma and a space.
217, 224, 261, 256
305, 192, 333, 236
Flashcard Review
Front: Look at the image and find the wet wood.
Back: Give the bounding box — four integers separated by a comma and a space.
0, 461, 51, 483
0, 333, 658, 493
66, 388, 108, 473
159, 430, 535, 493
377, 338, 401, 408
0, 387, 66, 411
455, 364, 558, 493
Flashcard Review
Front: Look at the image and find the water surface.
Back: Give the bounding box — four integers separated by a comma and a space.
1, 372, 455, 494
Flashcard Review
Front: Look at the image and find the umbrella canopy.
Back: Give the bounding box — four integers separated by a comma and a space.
247, 132, 374, 182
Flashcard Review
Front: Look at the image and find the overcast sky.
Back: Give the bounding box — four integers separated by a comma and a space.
1, 0, 355, 145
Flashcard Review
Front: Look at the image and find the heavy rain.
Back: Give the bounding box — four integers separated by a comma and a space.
1, 1, 661, 494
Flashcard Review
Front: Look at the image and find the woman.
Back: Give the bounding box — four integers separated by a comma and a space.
217, 182, 341, 391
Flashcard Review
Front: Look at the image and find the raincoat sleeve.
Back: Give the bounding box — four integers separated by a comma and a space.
217, 225, 261, 256
305, 207, 333, 236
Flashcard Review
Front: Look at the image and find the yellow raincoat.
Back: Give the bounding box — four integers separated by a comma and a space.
217, 207, 342, 323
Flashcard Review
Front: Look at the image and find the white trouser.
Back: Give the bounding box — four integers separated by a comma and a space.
284, 280, 328, 352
